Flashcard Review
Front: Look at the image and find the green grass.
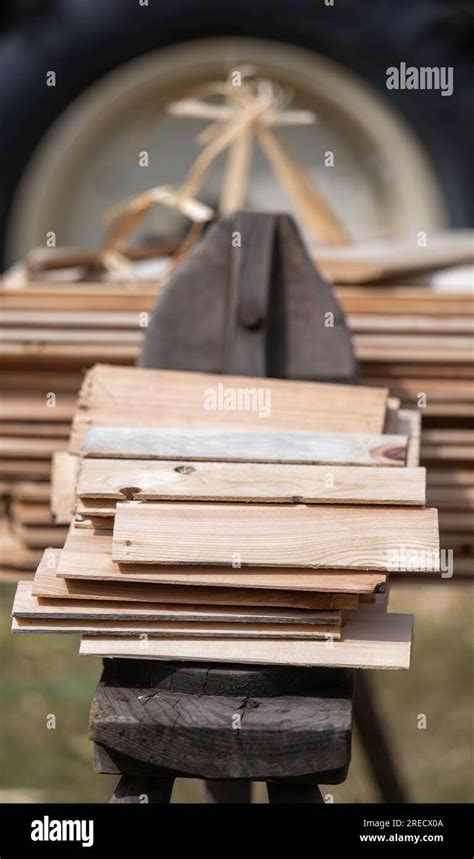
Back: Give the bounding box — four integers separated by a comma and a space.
1, 581, 472, 803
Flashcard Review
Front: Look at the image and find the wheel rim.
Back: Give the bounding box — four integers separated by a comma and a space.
6, 37, 447, 263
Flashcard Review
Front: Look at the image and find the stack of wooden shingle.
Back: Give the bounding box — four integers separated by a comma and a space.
11, 364, 440, 669
2, 235, 471, 580
0, 266, 158, 579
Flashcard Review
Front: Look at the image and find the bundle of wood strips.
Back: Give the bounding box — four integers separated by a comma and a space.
11, 364, 440, 669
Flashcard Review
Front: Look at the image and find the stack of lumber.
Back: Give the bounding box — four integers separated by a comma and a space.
1, 239, 471, 579
0, 265, 158, 579
11, 365, 440, 669
336, 277, 473, 578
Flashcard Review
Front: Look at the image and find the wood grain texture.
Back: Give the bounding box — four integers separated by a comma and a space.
91, 675, 352, 780
81, 427, 407, 467
79, 611, 414, 669
113, 502, 439, 571
57, 528, 387, 593
69, 364, 388, 453
14, 580, 342, 626
32, 550, 358, 609
77, 459, 425, 505
12, 616, 340, 640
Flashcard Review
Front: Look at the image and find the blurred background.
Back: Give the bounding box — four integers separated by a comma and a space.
0, 0, 473, 803
0, 0, 473, 265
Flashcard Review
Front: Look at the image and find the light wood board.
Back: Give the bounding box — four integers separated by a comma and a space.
113, 502, 439, 571
57, 527, 387, 593
69, 364, 388, 453
81, 427, 407, 467
12, 616, 340, 640
79, 611, 414, 669
13, 580, 343, 625
32, 551, 358, 609
77, 459, 425, 505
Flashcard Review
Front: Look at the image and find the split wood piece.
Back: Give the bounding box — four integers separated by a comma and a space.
12, 616, 340, 640
0, 422, 71, 438
354, 336, 473, 363
14, 523, 68, 549
453, 557, 474, 576
0, 343, 138, 365
395, 410, 421, 468
0, 285, 160, 313
81, 427, 407, 467
422, 430, 474, 444
427, 487, 474, 510
315, 232, 474, 283
113, 502, 439, 571
74, 515, 114, 530
0, 437, 68, 459
0, 310, 150, 329
11, 501, 54, 526
336, 288, 474, 316
9, 483, 51, 504
69, 364, 389, 454
79, 611, 414, 670
362, 378, 474, 403
421, 445, 474, 461
438, 512, 473, 531
0, 518, 42, 570
0, 568, 30, 583
33, 550, 358, 610
428, 470, 474, 486
13, 581, 343, 626
361, 363, 474, 379
348, 315, 474, 334
77, 460, 425, 506
0, 328, 143, 344
0, 370, 83, 392
0, 395, 76, 422
0, 460, 52, 480
51, 452, 79, 524
57, 527, 387, 593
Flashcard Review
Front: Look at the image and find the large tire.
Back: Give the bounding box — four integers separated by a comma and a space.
0, 0, 471, 265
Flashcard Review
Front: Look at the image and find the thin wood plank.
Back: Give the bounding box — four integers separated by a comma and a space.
57, 527, 387, 593
11, 501, 53, 526
15, 523, 67, 549
348, 314, 474, 334
316, 233, 474, 283
13, 580, 342, 626
77, 460, 425, 505
0, 437, 68, 459
0, 422, 71, 438
12, 616, 340, 640
0, 460, 51, 479
32, 550, 359, 609
79, 611, 414, 670
0, 395, 76, 422
113, 502, 439, 571
81, 427, 407, 467
69, 364, 389, 454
